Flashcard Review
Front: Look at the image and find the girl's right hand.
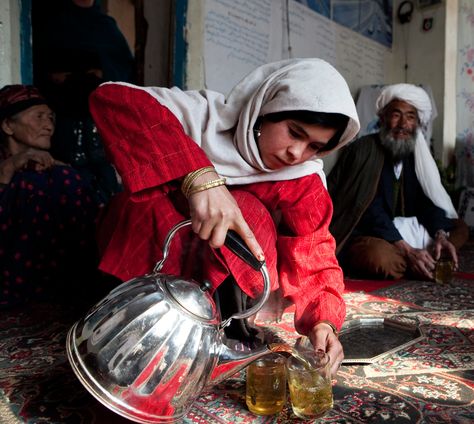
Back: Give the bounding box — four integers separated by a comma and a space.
187, 171, 265, 261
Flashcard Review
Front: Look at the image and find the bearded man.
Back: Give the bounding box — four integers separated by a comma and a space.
328, 83, 469, 280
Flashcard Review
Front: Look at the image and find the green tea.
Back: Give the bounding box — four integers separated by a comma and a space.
246, 356, 286, 415
287, 371, 333, 419
434, 259, 453, 284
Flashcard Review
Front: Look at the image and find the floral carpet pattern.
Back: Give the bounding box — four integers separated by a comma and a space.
1, 245, 473, 423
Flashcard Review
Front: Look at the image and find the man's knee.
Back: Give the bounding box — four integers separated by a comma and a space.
345, 237, 406, 279
449, 219, 470, 249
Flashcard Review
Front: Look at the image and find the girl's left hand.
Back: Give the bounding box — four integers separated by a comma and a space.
308, 322, 344, 377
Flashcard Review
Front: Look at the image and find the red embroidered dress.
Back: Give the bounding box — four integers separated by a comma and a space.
90, 84, 346, 334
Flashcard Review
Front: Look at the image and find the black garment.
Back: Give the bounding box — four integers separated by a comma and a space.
32, 0, 133, 206
50, 116, 122, 206
0, 165, 100, 309
328, 133, 455, 253
214, 276, 260, 344
33, 1, 134, 84
353, 155, 454, 242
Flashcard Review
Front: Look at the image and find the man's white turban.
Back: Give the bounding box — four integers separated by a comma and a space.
375, 83, 458, 219
376, 83, 432, 126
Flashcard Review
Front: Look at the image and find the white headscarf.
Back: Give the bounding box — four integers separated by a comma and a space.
113, 59, 359, 186
376, 83, 458, 218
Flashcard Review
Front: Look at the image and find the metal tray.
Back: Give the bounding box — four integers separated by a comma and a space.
340, 317, 425, 364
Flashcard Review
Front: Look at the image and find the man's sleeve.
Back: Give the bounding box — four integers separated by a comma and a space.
416, 192, 455, 235
356, 194, 403, 241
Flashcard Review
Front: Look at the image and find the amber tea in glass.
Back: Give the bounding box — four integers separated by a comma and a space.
286, 350, 333, 420
434, 258, 453, 284
245, 353, 286, 415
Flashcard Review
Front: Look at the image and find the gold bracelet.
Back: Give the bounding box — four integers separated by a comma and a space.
181, 166, 215, 198
187, 177, 226, 196
315, 320, 339, 337
181, 166, 215, 196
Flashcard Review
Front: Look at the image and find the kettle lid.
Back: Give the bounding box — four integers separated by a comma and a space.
164, 276, 217, 321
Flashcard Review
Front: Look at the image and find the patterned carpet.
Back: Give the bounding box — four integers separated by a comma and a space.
0, 243, 473, 423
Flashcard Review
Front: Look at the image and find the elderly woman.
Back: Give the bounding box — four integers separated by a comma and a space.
91, 59, 360, 375
0, 84, 99, 308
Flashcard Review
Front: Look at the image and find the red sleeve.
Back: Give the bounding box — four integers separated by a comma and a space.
89, 83, 212, 195
276, 175, 345, 334
245, 175, 345, 334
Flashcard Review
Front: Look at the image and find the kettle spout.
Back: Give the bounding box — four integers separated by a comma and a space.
208, 342, 290, 386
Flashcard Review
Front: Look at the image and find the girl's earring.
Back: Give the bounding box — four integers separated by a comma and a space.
253, 122, 262, 140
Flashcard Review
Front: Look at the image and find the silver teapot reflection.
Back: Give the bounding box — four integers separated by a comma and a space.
66, 220, 280, 423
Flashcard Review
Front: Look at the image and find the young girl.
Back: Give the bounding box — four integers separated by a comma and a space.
90, 58, 360, 375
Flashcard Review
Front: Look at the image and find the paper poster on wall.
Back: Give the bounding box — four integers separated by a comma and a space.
292, 0, 330, 17
204, 0, 388, 95
292, 0, 393, 47
204, 0, 282, 94
332, 0, 392, 47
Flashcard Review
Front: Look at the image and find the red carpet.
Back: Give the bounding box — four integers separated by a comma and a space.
455, 271, 474, 280
343, 271, 474, 293
343, 278, 398, 293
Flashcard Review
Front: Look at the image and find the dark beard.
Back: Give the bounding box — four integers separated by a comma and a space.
379, 127, 416, 162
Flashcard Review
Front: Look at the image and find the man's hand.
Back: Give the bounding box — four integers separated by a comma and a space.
432, 231, 458, 270
308, 322, 343, 377
394, 239, 436, 279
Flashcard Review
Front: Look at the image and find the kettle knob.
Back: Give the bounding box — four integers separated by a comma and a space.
200, 280, 212, 292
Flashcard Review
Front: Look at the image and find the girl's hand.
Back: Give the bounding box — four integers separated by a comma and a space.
187, 171, 265, 261
308, 322, 344, 377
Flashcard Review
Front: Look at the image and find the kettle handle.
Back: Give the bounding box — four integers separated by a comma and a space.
152, 220, 271, 326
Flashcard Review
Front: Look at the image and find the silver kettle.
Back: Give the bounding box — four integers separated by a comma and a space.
66, 220, 279, 423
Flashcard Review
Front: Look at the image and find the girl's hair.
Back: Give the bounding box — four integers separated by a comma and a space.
261, 110, 349, 152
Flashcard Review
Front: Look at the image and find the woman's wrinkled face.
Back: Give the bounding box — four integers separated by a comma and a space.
3, 104, 55, 151
257, 119, 337, 170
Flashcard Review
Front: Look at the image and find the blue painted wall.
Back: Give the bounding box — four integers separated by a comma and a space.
20, 0, 33, 84
172, 0, 187, 88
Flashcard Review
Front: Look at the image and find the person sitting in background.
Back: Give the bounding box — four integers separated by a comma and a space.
32, 0, 135, 206
328, 83, 469, 281
37, 48, 123, 206
89, 58, 360, 376
0, 85, 100, 308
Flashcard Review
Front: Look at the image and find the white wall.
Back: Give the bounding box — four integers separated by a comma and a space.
0, 0, 21, 86
184, 0, 456, 168
1, 0, 456, 166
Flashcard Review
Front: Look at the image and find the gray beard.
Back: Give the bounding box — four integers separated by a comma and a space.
379, 127, 416, 162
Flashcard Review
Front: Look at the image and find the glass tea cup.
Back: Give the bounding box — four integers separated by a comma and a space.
286, 347, 333, 420
434, 257, 454, 284
245, 353, 287, 416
